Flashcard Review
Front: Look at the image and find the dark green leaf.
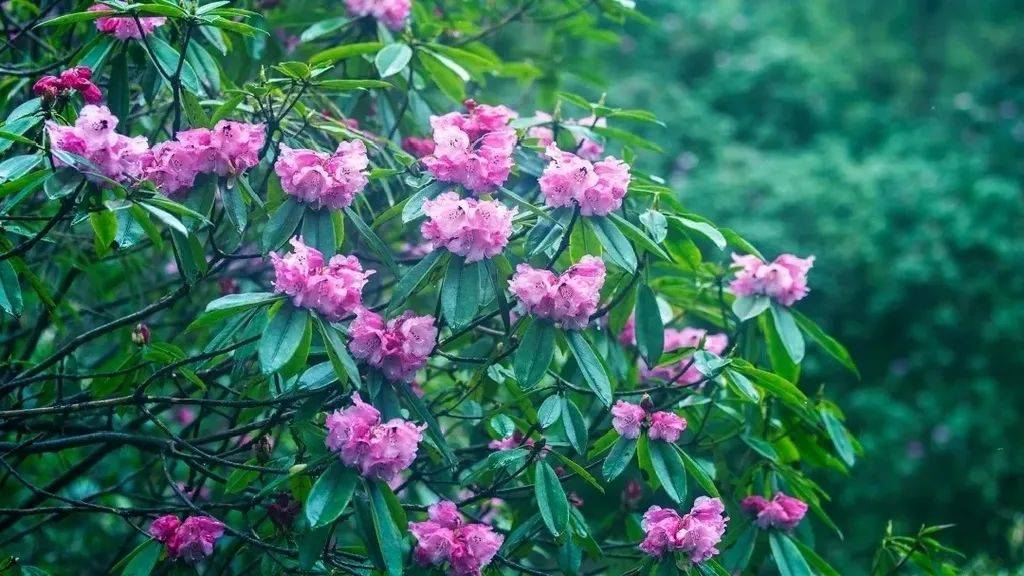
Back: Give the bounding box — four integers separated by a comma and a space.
367, 481, 405, 576
678, 447, 719, 497
635, 285, 663, 366
561, 397, 588, 455
305, 462, 358, 527
820, 408, 856, 466
388, 250, 444, 313
769, 532, 814, 576
301, 208, 336, 256
792, 309, 859, 377
258, 304, 310, 374
309, 42, 382, 65
589, 215, 637, 273
119, 539, 161, 576
537, 394, 562, 429
565, 331, 613, 407
396, 379, 457, 467
608, 212, 671, 261
376, 43, 412, 78
0, 259, 24, 317
344, 207, 398, 276
441, 257, 480, 330
602, 436, 637, 482
771, 303, 805, 364
262, 198, 304, 251
514, 319, 556, 389
317, 318, 362, 389
534, 461, 569, 538
648, 439, 687, 503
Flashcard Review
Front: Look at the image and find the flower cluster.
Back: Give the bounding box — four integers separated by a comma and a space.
643, 327, 729, 385
141, 120, 266, 195
269, 237, 373, 321
149, 515, 225, 563
527, 112, 606, 161
274, 141, 369, 209
402, 136, 435, 158
420, 192, 517, 262
507, 255, 606, 330
422, 101, 518, 194
639, 498, 729, 563
610, 400, 687, 443
741, 492, 808, 531
344, 0, 411, 30
729, 253, 815, 307
538, 144, 631, 216
47, 105, 148, 183
33, 67, 102, 103
90, 3, 165, 40
324, 393, 426, 483
410, 500, 504, 576
348, 309, 438, 382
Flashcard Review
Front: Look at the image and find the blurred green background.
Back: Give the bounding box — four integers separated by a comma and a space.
492, 0, 1024, 571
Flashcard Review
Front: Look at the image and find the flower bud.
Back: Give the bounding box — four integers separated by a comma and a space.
131, 323, 150, 346
639, 394, 655, 413
252, 434, 275, 463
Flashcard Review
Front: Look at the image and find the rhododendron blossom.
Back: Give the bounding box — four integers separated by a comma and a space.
344, 0, 411, 30
422, 101, 518, 194
410, 500, 504, 576
149, 515, 225, 563
420, 192, 517, 262
33, 67, 102, 103
611, 400, 687, 442
507, 255, 605, 330
47, 105, 148, 184
639, 498, 728, 563
538, 144, 631, 216
741, 492, 808, 531
348, 309, 438, 382
270, 237, 373, 321
274, 141, 369, 209
729, 253, 815, 307
90, 4, 166, 40
641, 327, 729, 385
402, 136, 435, 158
142, 121, 266, 195
325, 393, 425, 483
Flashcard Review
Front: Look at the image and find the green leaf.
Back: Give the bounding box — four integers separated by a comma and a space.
732, 359, 810, 414
589, 215, 637, 273
820, 408, 856, 466
534, 461, 569, 538
732, 295, 770, 321
790, 537, 842, 576
262, 197, 304, 251
561, 397, 588, 455
742, 434, 779, 462
648, 439, 687, 503
0, 155, 41, 183
792, 309, 859, 377
768, 532, 814, 576
634, 285, 663, 366
396, 379, 457, 468
770, 303, 805, 364
211, 94, 244, 124
221, 179, 247, 233
300, 16, 350, 42
514, 319, 556, 389
608, 212, 671, 261
309, 42, 382, 65
761, 312, 800, 383
548, 449, 604, 494
0, 260, 23, 317
317, 318, 362, 389
301, 208, 336, 256
258, 304, 310, 374
678, 447, 719, 497
298, 525, 331, 569
37, 9, 111, 27
537, 394, 562, 429
305, 462, 358, 527
316, 79, 392, 91
149, 36, 201, 94
376, 43, 413, 78
441, 257, 481, 330
344, 207, 398, 276
724, 369, 760, 403
189, 292, 280, 332
181, 89, 209, 128
565, 330, 613, 407
419, 51, 465, 102
367, 481, 405, 576
602, 436, 637, 482
388, 250, 444, 313
401, 179, 447, 222
673, 215, 726, 249
119, 539, 161, 576
89, 209, 118, 256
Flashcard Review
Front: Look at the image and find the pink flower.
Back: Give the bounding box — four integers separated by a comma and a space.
209, 120, 265, 176
508, 256, 606, 330
33, 67, 102, 103
639, 498, 727, 563
648, 411, 687, 443
422, 102, 518, 194
90, 4, 165, 40
410, 500, 504, 576
641, 328, 729, 385
270, 237, 374, 321
741, 492, 808, 531
617, 315, 636, 346
348, 309, 438, 382
275, 141, 368, 209
344, 0, 411, 30
47, 104, 148, 184
611, 400, 646, 439
729, 253, 815, 307
141, 122, 265, 195
488, 431, 535, 451
325, 393, 426, 483
538, 144, 631, 216
402, 136, 436, 158
420, 192, 517, 262
150, 515, 225, 563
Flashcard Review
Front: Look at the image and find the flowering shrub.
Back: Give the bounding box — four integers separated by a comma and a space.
0, 1, 949, 575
